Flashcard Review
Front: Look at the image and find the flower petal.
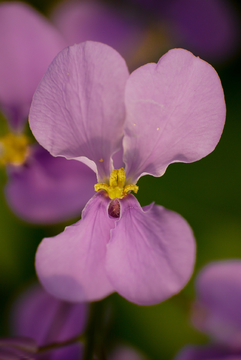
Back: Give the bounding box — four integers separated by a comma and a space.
193, 260, 241, 348
5, 145, 96, 224
123, 48, 226, 183
35, 192, 115, 302
51, 1, 144, 61
105, 195, 195, 305
29, 41, 129, 181
0, 2, 66, 131
11, 283, 88, 346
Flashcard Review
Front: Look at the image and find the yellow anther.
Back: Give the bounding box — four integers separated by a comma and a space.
123, 184, 139, 195
0, 132, 29, 166
94, 183, 109, 192
109, 169, 118, 187
94, 167, 139, 199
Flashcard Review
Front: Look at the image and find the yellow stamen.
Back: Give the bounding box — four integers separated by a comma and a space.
0, 132, 29, 166
94, 167, 138, 199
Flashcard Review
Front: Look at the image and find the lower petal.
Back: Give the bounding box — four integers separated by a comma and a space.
36, 192, 115, 302
105, 195, 196, 305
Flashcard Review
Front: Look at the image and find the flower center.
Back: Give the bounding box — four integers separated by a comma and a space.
0, 132, 29, 166
94, 167, 138, 199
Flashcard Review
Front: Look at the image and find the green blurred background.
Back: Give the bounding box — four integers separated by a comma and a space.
0, 0, 241, 359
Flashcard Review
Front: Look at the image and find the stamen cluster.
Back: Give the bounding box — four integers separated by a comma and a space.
94, 167, 138, 199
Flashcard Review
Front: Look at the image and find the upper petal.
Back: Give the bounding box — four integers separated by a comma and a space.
35, 192, 115, 302
0, 2, 66, 131
29, 41, 129, 181
105, 195, 196, 305
5, 145, 96, 224
123, 48, 226, 183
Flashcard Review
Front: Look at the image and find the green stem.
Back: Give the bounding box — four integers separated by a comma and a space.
82, 300, 108, 360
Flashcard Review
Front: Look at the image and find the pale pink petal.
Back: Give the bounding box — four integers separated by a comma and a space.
123, 48, 226, 183
35, 192, 115, 302
0, 2, 66, 131
105, 195, 195, 305
29, 41, 129, 181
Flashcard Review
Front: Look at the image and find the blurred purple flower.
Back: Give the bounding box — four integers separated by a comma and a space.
132, 0, 240, 63
29, 41, 225, 305
0, 2, 96, 223
175, 260, 241, 360
51, 0, 145, 63
193, 261, 241, 348
10, 283, 88, 360
4, 284, 148, 360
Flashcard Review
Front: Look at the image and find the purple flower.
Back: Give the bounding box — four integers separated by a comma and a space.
131, 0, 240, 63
10, 283, 88, 360
192, 260, 241, 349
51, 0, 145, 63
29, 41, 225, 305
7, 283, 148, 360
0, 2, 96, 223
175, 260, 241, 360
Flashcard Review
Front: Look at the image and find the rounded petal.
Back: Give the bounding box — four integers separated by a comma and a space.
52, 1, 144, 61
123, 48, 226, 183
11, 283, 88, 346
29, 41, 129, 181
193, 260, 241, 348
105, 195, 196, 305
0, 2, 66, 131
36, 192, 115, 302
5, 145, 96, 224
